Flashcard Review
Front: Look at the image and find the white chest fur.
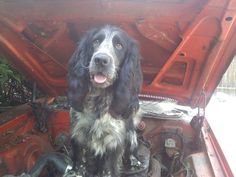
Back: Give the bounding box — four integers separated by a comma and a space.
70, 108, 126, 155
90, 113, 125, 155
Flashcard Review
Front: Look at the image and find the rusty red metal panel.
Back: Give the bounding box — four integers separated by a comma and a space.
0, 110, 70, 176
0, 0, 236, 108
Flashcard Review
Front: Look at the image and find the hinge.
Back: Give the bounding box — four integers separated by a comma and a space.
32, 82, 37, 102
190, 91, 207, 149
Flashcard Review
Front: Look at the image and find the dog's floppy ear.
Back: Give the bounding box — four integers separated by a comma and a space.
111, 39, 143, 118
67, 28, 98, 112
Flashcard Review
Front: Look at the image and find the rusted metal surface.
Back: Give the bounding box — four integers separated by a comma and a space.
0, 108, 195, 176
0, 1, 235, 175
141, 118, 196, 155
0, 106, 234, 176
1, 0, 236, 108
0, 110, 70, 176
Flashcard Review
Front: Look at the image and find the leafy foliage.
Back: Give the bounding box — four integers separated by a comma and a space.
0, 56, 32, 108
0, 58, 23, 86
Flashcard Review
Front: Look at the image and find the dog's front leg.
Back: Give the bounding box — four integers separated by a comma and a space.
85, 150, 106, 177
71, 138, 83, 171
106, 147, 123, 177
123, 116, 139, 169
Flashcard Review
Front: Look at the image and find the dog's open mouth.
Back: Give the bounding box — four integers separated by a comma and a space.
90, 72, 115, 88
93, 73, 107, 84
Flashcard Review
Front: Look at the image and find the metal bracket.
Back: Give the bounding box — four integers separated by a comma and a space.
30, 98, 53, 133
32, 82, 37, 102
190, 91, 207, 149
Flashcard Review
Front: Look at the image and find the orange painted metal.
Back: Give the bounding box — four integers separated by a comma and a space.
0, 109, 198, 176
0, 110, 70, 176
2, 110, 232, 177
1, 0, 236, 108
0, 100, 234, 176
0, 1, 235, 175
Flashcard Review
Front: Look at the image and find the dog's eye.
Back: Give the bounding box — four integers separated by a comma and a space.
115, 43, 123, 50
93, 39, 100, 47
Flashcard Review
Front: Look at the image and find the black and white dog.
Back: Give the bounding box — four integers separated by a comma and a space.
67, 25, 143, 177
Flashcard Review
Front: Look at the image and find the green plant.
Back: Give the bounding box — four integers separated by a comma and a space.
0, 56, 32, 108
0, 57, 23, 86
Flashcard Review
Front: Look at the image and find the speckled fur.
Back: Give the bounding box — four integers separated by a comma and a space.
70, 87, 141, 156
68, 25, 143, 177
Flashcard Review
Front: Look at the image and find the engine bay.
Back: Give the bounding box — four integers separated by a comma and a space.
0, 0, 235, 176
0, 98, 214, 177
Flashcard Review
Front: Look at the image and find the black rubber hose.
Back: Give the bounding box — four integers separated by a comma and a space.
28, 153, 72, 177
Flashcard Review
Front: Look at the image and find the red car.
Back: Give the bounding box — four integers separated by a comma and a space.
0, 0, 235, 176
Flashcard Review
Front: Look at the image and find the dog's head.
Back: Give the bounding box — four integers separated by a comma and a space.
68, 25, 142, 116
89, 25, 130, 88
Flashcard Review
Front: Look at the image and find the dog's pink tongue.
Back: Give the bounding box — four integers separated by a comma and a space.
94, 74, 107, 84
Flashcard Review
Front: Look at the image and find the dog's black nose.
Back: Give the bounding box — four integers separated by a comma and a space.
94, 54, 110, 66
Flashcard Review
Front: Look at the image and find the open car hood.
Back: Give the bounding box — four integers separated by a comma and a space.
1, 0, 236, 108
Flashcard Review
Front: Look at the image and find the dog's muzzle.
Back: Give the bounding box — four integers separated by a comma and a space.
90, 53, 113, 85
93, 53, 111, 67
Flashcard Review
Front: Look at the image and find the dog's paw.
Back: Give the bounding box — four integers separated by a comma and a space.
101, 170, 112, 177
63, 164, 87, 177
63, 170, 82, 177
